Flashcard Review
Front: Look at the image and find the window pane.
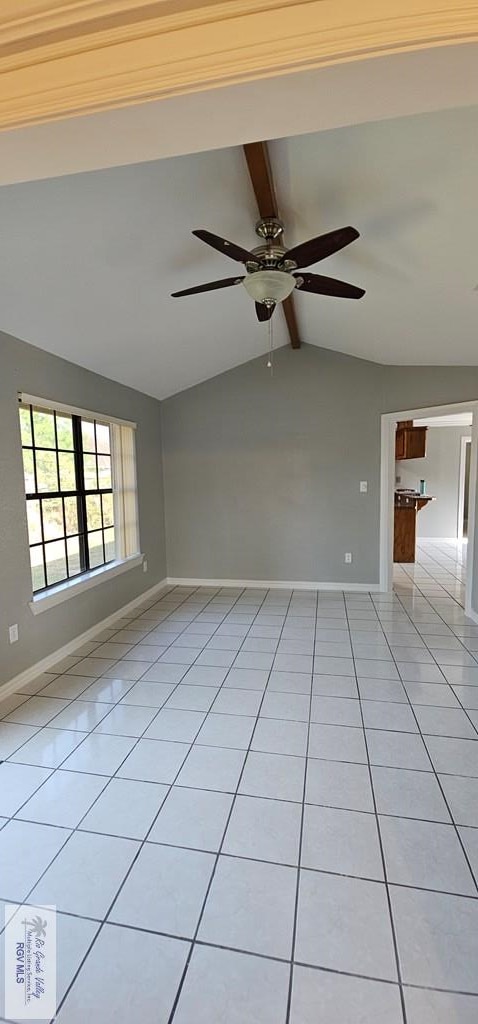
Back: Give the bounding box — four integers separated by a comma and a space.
102, 492, 114, 528
81, 419, 96, 453
64, 496, 79, 536
96, 422, 110, 454
88, 531, 104, 568
36, 450, 59, 492
67, 536, 81, 577
26, 500, 42, 545
59, 451, 76, 491
83, 454, 97, 489
20, 403, 125, 594
19, 407, 32, 446
22, 449, 35, 493
104, 527, 115, 562
86, 494, 102, 531
56, 415, 74, 450
98, 454, 111, 489
45, 539, 67, 585
30, 547, 45, 592
42, 497, 64, 541
33, 409, 55, 449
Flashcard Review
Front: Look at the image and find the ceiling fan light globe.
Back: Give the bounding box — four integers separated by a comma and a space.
243, 269, 296, 305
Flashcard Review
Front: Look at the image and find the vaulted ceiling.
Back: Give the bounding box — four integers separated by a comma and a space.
0, 104, 477, 399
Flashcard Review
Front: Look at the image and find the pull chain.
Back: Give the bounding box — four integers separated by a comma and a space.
266, 309, 274, 373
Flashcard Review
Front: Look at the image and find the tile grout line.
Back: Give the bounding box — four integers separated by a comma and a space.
4, 895, 478, 1000
166, 586, 297, 1024
284, 587, 318, 1024
390, 592, 478, 898
1, 583, 249, 1020
0, 585, 211, 839
39, 581, 263, 1021
47, 582, 294, 1019
344, 592, 409, 1024
1, 582, 257, 822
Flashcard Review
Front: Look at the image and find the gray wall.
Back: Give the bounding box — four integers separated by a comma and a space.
396, 426, 471, 538
162, 345, 384, 584
0, 331, 166, 687
382, 365, 478, 414
162, 345, 478, 588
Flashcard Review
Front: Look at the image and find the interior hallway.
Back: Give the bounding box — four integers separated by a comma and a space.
0, 540, 477, 1022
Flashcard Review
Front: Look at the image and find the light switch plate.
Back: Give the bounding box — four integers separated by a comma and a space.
360, 481, 368, 493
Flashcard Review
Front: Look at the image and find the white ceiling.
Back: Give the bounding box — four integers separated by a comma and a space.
0, 104, 478, 399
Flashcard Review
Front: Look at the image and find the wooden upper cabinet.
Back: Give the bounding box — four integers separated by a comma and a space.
395, 421, 427, 460
395, 428, 407, 459
405, 426, 427, 459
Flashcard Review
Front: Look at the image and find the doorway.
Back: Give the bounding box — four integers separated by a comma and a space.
380, 401, 478, 619
458, 436, 472, 541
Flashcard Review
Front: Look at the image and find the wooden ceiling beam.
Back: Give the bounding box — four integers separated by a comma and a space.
243, 140, 301, 349
282, 293, 301, 350
243, 140, 278, 221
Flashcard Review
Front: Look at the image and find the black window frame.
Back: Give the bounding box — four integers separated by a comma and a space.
20, 402, 115, 594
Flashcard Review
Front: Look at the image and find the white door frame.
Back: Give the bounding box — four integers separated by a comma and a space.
457, 435, 472, 542
380, 401, 478, 619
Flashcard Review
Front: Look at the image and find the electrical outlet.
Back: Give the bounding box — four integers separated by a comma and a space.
360, 481, 368, 493
344, 553, 352, 564
9, 624, 18, 644
142, 558, 148, 573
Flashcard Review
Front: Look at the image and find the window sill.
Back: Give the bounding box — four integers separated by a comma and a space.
29, 553, 145, 615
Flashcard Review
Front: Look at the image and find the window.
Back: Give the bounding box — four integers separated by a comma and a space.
18, 397, 139, 595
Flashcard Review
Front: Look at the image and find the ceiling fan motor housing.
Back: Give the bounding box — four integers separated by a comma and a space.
245, 216, 299, 304
247, 217, 298, 276
255, 217, 284, 241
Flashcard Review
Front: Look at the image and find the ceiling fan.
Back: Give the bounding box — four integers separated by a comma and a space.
171, 217, 365, 322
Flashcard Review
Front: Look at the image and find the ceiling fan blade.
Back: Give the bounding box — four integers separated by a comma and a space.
284, 226, 360, 269
255, 302, 275, 322
295, 272, 365, 299
192, 229, 262, 265
171, 276, 244, 298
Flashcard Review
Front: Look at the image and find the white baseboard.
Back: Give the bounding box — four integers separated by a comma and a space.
1, 573, 383, 705
0, 578, 169, 703
166, 577, 381, 593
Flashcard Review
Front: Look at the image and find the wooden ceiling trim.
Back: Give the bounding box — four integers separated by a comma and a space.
1, 2, 476, 130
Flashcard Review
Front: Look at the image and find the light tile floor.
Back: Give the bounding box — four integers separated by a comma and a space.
1, 539, 477, 1022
